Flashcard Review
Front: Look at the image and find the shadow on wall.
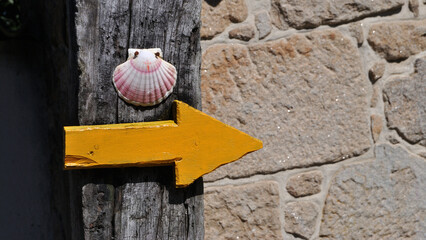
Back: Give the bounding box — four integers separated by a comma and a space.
0, 0, 70, 239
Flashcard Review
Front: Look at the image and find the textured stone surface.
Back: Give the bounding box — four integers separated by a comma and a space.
371, 114, 383, 143
201, 0, 248, 39
368, 20, 426, 61
383, 57, 426, 146
202, 29, 370, 180
204, 181, 283, 239
286, 171, 323, 198
255, 11, 272, 39
228, 24, 255, 41
270, 0, 404, 30
370, 87, 380, 108
348, 22, 364, 46
369, 62, 386, 83
320, 144, 426, 239
409, 0, 420, 17
387, 135, 400, 144
284, 201, 319, 239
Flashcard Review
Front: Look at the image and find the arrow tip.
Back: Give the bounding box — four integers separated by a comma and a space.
173, 100, 263, 188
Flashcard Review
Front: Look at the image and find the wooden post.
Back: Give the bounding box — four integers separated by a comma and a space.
69, 0, 204, 239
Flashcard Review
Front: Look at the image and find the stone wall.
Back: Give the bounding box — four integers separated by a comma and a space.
200, 0, 426, 239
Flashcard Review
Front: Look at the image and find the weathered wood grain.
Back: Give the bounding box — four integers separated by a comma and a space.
69, 169, 117, 240
77, 0, 130, 125
73, 0, 204, 239
82, 184, 115, 239
114, 169, 204, 240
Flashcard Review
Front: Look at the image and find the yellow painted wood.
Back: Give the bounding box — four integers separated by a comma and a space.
65, 100, 263, 187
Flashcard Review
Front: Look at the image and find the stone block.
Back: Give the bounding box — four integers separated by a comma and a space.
202, 29, 370, 181
368, 20, 426, 61
286, 171, 323, 198
255, 11, 272, 39
284, 201, 319, 239
369, 61, 385, 84
228, 24, 255, 41
348, 22, 364, 46
204, 181, 283, 239
201, 0, 248, 40
409, 0, 419, 17
320, 144, 426, 239
270, 0, 404, 30
370, 87, 380, 108
383, 57, 426, 146
371, 114, 383, 143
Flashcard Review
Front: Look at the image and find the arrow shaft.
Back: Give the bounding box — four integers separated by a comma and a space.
65, 120, 191, 168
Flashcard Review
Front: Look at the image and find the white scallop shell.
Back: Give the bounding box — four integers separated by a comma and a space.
113, 48, 177, 106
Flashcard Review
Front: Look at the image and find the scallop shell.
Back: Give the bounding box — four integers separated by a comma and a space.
113, 48, 176, 106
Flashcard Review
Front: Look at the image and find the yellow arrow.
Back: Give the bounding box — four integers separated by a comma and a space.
64, 100, 262, 187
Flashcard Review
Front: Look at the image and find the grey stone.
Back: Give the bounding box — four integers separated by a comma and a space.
370, 87, 380, 108
202, 29, 370, 181
383, 57, 426, 146
369, 62, 385, 83
368, 20, 426, 61
348, 22, 364, 46
255, 11, 272, 39
387, 135, 400, 144
284, 201, 319, 239
270, 0, 404, 30
228, 24, 255, 41
204, 181, 283, 240
201, 0, 248, 40
320, 144, 426, 239
286, 171, 323, 198
409, 0, 420, 17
